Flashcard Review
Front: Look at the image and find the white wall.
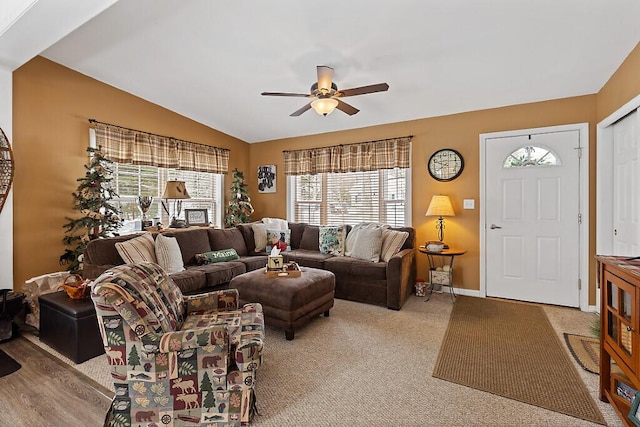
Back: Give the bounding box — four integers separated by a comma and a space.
0, 66, 13, 290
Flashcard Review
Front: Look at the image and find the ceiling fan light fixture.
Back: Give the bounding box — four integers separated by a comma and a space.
311, 98, 339, 116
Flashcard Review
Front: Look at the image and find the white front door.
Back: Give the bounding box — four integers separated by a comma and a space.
613, 110, 640, 256
484, 130, 581, 307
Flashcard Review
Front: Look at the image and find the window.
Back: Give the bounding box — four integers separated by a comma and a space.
503, 145, 560, 168
288, 168, 410, 227
111, 163, 223, 230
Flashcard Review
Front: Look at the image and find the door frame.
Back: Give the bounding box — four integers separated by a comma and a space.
479, 123, 590, 310
596, 93, 640, 311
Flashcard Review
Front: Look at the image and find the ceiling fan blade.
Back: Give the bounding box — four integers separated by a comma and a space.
261, 92, 313, 97
290, 103, 312, 117
335, 99, 359, 116
335, 83, 389, 98
317, 66, 334, 92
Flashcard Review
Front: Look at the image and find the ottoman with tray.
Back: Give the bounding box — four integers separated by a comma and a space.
39, 291, 104, 363
230, 266, 335, 340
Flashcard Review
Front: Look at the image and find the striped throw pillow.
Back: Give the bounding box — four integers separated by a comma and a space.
115, 232, 157, 264
380, 229, 409, 262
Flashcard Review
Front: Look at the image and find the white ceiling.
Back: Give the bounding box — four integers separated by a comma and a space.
11, 1, 640, 142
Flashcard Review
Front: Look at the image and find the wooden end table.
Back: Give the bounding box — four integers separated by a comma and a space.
418, 246, 467, 302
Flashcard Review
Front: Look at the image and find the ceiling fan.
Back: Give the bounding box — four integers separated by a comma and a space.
261, 65, 389, 117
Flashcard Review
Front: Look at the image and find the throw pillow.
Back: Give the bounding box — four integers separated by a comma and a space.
252, 223, 268, 252
195, 249, 240, 265
380, 229, 409, 262
155, 234, 185, 274
266, 228, 291, 253
319, 225, 347, 256
262, 217, 288, 230
349, 226, 383, 262
345, 222, 383, 257
115, 232, 157, 264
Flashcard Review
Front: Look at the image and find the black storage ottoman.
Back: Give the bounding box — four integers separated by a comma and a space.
39, 291, 104, 363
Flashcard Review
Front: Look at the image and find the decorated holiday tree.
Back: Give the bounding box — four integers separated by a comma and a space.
224, 168, 254, 228
60, 146, 122, 273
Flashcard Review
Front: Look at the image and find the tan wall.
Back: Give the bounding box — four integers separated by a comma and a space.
249, 95, 598, 302
12, 56, 250, 290
597, 42, 640, 121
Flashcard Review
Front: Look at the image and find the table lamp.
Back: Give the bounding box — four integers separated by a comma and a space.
425, 195, 455, 249
162, 180, 191, 228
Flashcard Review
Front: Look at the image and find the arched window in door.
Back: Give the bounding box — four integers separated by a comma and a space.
503, 145, 561, 168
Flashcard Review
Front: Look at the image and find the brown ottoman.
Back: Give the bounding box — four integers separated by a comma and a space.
230, 267, 335, 340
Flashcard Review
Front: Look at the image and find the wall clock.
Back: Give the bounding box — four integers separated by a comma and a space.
428, 149, 464, 182
0, 127, 14, 214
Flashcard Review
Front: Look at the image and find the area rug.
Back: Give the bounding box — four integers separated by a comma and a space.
0, 348, 21, 377
564, 333, 600, 375
433, 296, 606, 425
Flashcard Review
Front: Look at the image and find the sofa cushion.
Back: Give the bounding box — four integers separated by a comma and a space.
236, 222, 260, 254
319, 225, 347, 255
195, 261, 246, 286
238, 255, 269, 272
324, 256, 387, 281
208, 228, 248, 256
155, 234, 185, 274
283, 249, 333, 270
266, 229, 291, 253
163, 228, 211, 266
288, 222, 307, 249
380, 229, 409, 262
299, 225, 320, 251
168, 267, 208, 294
195, 249, 240, 265
115, 232, 157, 264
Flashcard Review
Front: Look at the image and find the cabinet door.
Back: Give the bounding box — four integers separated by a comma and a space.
604, 270, 637, 372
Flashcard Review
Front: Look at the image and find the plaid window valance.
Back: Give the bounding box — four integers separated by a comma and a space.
283, 136, 412, 176
94, 123, 230, 174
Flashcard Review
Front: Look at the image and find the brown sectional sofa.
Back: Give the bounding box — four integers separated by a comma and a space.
83, 222, 416, 310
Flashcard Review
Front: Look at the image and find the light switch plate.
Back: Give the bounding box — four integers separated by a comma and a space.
463, 199, 475, 209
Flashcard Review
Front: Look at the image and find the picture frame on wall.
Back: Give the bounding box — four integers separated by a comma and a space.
629, 392, 640, 426
258, 165, 276, 193
185, 209, 209, 226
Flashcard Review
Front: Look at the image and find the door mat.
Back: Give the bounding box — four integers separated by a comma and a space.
563, 333, 600, 375
0, 348, 21, 377
433, 296, 605, 425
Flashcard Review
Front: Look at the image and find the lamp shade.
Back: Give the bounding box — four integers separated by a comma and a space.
162, 180, 191, 199
426, 195, 455, 217
311, 98, 339, 116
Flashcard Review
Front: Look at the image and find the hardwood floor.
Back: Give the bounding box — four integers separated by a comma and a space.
0, 336, 112, 427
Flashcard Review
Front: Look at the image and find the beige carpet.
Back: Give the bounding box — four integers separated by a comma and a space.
23, 295, 621, 426
433, 296, 605, 425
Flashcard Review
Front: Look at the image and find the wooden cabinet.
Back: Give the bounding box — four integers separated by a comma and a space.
598, 256, 640, 425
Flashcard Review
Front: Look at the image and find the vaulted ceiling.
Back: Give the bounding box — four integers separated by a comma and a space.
3, 1, 640, 143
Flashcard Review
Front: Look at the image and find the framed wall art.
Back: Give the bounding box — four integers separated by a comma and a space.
185, 209, 209, 226
258, 165, 276, 193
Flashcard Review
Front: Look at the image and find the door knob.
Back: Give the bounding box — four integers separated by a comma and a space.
490, 224, 502, 229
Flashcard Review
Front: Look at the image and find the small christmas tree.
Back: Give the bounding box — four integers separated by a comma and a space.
60, 146, 122, 273
224, 168, 254, 228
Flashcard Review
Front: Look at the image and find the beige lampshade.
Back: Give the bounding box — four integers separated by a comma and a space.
425, 195, 455, 217
162, 180, 191, 199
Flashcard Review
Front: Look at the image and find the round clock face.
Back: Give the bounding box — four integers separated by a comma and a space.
428, 149, 464, 181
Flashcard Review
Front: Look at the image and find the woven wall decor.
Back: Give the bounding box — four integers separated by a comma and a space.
0, 127, 14, 214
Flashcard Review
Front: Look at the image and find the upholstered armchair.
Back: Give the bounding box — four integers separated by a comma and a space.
90, 262, 264, 426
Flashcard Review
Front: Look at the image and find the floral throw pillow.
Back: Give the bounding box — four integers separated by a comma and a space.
266, 228, 291, 253
319, 226, 346, 256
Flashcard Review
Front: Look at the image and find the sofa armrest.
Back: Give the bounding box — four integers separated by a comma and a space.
386, 248, 416, 310
184, 289, 239, 314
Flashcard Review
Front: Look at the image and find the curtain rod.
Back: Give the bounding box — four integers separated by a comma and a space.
282, 135, 413, 153
88, 118, 230, 152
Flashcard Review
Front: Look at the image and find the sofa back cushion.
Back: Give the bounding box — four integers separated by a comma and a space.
208, 228, 248, 256
84, 233, 149, 266
163, 228, 211, 266
236, 222, 260, 253
299, 225, 320, 251
288, 222, 307, 249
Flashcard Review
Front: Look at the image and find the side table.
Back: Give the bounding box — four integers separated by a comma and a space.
418, 246, 467, 301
